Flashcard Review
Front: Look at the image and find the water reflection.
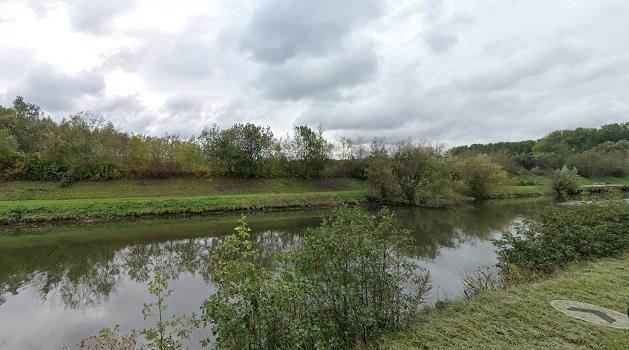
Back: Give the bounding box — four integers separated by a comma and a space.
0, 198, 550, 349
0, 213, 314, 310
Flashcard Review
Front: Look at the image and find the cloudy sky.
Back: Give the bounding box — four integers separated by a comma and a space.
0, 0, 628, 146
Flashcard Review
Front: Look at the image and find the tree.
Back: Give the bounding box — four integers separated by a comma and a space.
199, 123, 275, 177
366, 140, 402, 203
289, 125, 330, 178
0, 129, 21, 177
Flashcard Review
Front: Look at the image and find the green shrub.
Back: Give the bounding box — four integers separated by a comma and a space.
551, 166, 580, 195
204, 208, 431, 349
456, 154, 507, 199
17, 154, 67, 180
494, 200, 629, 273
567, 141, 629, 177
366, 143, 464, 207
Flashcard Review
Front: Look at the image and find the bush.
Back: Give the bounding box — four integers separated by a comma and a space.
551, 165, 580, 195
17, 154, 67, 180
567, 142, 629, 177
456, 154, 507, 199
204, 208, 431, 349
494, 200, 629, 273
488, 151, 523, 175
366, 147, 403, 203
321, 159, 367, 179
366, 143, 464, 207
533, 152, 563, 170
130, 161, 187, 179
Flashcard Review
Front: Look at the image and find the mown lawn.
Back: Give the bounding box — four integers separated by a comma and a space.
0, 177, 368, 201
0, 190, 367, 224
487, 185, 553, 198
378, 253, 629, 350
489, 175, 629, 199
578, 176, 629, 186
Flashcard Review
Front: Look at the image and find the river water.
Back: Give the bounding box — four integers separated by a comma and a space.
0, 197, 553, 349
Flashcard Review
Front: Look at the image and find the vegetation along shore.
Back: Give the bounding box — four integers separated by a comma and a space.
63, 198, 629, 349
1, 98, 628, 224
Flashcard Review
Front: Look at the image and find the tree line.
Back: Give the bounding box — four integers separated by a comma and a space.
0, 97, 335, 183
450, 122, 629, 177
1, 96, 626, 203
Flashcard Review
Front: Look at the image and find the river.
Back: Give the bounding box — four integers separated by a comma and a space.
0, 197, 554, 349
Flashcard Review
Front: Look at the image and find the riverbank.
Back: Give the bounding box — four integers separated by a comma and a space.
0, 190, 367, 224
0, 178, 368, 224
1, 176, 626, 224
378, 253, 629, 349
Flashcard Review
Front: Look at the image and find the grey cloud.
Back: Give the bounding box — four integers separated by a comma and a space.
418, 0, 473, 55
66, 0, 135, 34
23, 0, 56, 16
241, 0, 382, 64
2, 64, 105, 112
90, 95, 154, 133
423, 29, 458, 55
155, 95, 210, 137
255, 43, 378, 100
161, 95, 204, 116
0, 47, 36, 82
18, 0, 135, 33
456, 41, 591, 93
106, 18, 219, 89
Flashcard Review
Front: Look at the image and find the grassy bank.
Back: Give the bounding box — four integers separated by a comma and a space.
379, 253, 629, 350
487, 175, 629, 199
0, 190, 367, 224
0, 177, 367, 201
0, 176, 626, 224
487, 185, 553, 198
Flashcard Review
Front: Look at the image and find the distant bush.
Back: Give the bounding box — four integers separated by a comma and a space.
551, 166, 580, 195
533, 152, 563, 171
487, 151, 524, 175
567, 140, 629, 177
0, 128, 22, 178
455, 154, 507, 199
17, 154, 67, 180
366, 142, 464, 207
130, 161, 187, 179
494, 200, 629, 273
321, 159, 368, 179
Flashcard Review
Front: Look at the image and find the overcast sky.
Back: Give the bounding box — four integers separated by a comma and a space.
0, 0, 628, 146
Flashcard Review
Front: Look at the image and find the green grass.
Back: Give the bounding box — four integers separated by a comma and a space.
0, 175, 624, 224
513, 174, 552, 186
488, 185, 553, 199
0, 177, 368, 201
578, 176, 629, 186
489, 175, 629, 199
0, 190, 367, 224
378, 253, 629, 350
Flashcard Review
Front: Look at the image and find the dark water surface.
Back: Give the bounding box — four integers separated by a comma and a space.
0, 198, 552, 349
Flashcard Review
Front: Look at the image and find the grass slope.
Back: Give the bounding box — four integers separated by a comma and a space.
0, 177, 368, 201
0, 190, 367, 224
378, 253, 629, 350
